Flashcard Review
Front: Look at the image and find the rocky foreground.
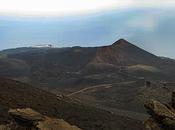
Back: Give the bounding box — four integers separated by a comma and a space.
144, 92, 175, 130
0, 108, 81, 130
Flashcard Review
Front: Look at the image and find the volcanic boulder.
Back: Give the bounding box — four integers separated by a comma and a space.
144, 97, 175, 130
3, 108, 82, 130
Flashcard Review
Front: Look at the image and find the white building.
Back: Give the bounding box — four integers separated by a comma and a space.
33, 44, 53, 48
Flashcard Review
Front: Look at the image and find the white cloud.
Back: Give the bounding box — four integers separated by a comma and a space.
127, 9, 173, 31
133, 0, 175, 8
128, 18, 157, 31
127, 12, 160, 31
0, 0, 131, 16
0, 0, 174, 16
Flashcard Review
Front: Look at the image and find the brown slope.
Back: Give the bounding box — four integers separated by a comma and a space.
92, 39, 160, 66
0, 78, 145, 130
0, 57, 30, 78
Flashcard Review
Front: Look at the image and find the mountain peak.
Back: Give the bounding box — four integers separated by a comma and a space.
112, 39, 131, 46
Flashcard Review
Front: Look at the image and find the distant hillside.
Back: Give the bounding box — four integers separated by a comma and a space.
0, 39, 175, 87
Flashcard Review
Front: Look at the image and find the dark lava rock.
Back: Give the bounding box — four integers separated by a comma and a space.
144, 93, 175, 130
9, 108, 45, 126
2, 108, 82, 130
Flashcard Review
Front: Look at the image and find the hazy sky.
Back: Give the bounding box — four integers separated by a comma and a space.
0, 0, 175, 16
0, 1, 175, 58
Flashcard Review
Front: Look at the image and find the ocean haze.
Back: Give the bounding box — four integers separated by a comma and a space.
0, 8, 175, 59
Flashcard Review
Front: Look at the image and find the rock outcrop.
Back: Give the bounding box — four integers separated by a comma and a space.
1, 108, 82, 130
144, 92, 175, 130
9, 108, 45, 126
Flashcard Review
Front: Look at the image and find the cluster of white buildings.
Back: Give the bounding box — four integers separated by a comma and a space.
32, 44, 53, 48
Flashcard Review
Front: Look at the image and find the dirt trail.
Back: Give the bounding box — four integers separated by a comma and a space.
67, 81, 136, 97
67, 83, 113, 97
